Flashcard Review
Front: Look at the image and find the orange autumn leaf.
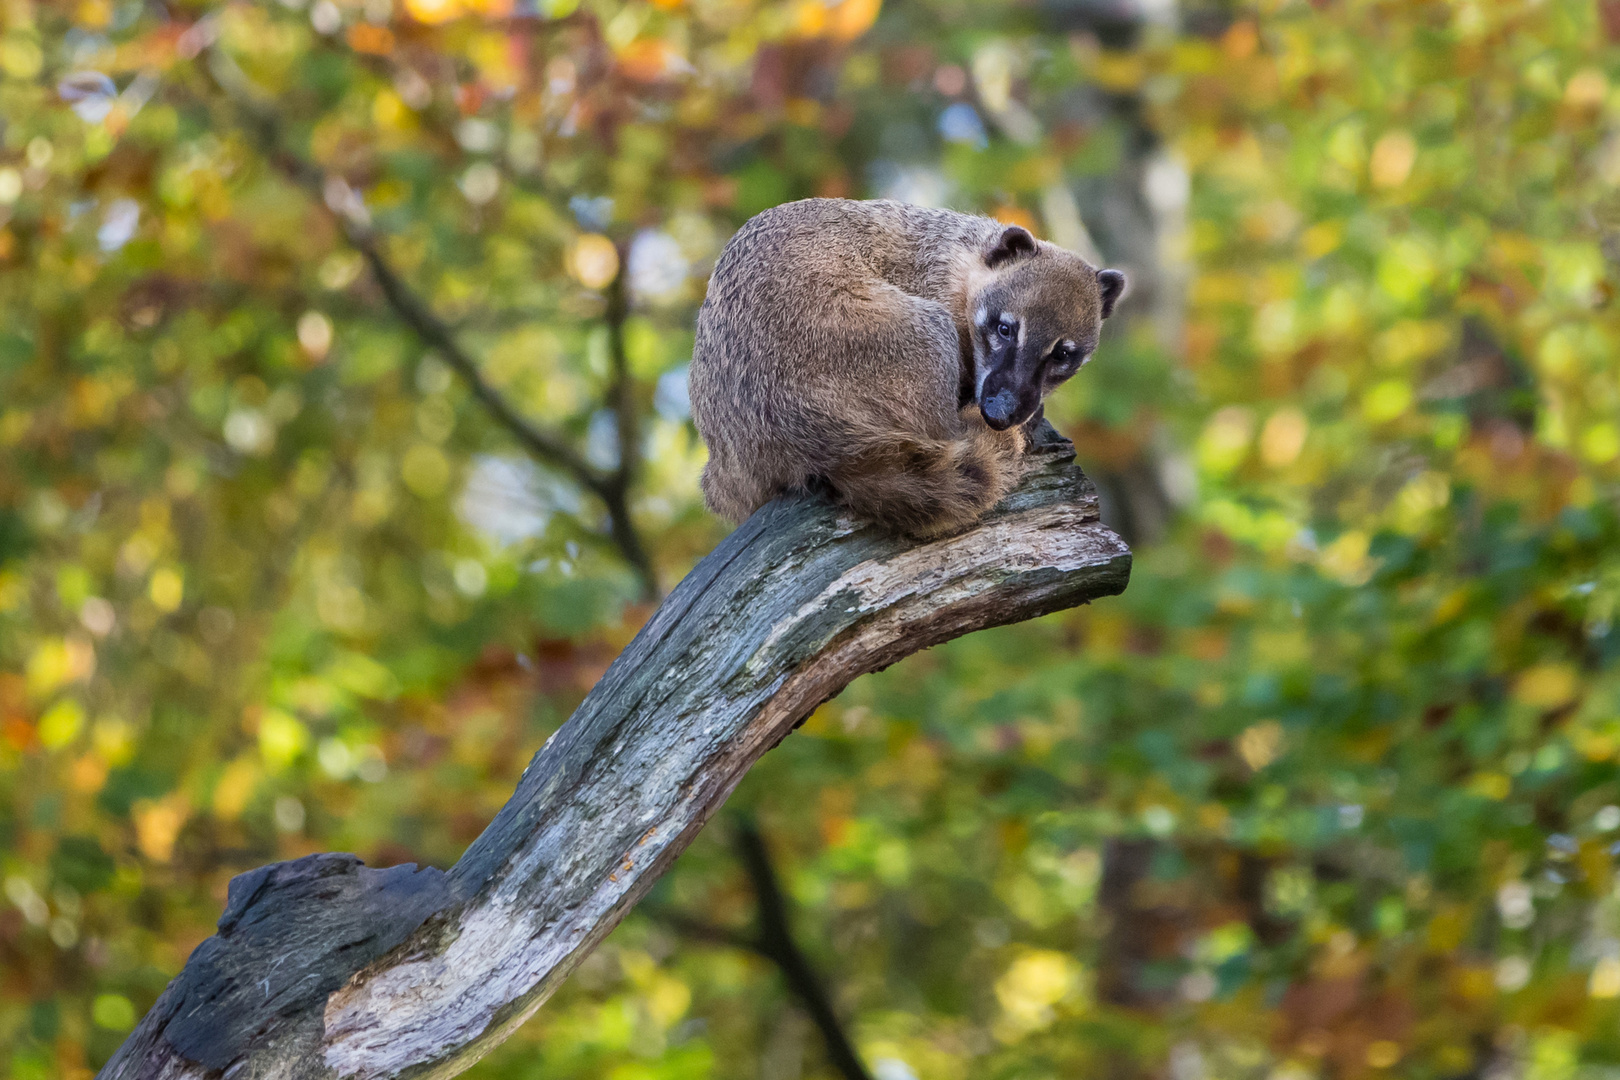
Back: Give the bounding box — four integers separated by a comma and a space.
347, 24, 395, 55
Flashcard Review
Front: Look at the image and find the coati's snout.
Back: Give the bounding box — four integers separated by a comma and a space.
977, 325, 1041, 431
971, 226, 1126, 430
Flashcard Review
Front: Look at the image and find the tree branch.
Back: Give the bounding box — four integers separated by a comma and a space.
346, 235, 607, 493
645, 906, 762, 952
595, 259, 659, 600
604, 251, 641, 485
736, 821, 875, 1080
97, 424, 1130, 1080
357, 225, 658, 602
202, 44, 660, 599
645, 820, 877, 1080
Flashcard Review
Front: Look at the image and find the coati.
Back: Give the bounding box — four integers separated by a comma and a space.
689, 198, 1125, 537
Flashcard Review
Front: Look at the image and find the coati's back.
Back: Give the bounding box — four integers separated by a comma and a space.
691, 198, 1119, 536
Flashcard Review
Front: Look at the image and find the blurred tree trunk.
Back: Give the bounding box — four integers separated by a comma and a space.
1039, 0, 1198, 545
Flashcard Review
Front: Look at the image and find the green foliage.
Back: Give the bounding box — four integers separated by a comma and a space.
2, 0, 1620, 1078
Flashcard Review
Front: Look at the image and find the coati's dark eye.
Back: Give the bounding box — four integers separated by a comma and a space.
1053, 343, 1078, 364
996, 318, 1016, 340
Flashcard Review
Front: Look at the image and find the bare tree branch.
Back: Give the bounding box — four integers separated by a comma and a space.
593, 258, 659, 599
644, 819, 878, 1080
345, 201, 660, 601
647, 905, 762, 952
346, 236, 608, 492
203, 45, 661, 600
604, 252, 641, 485
736, 821, 876, 1080
98, 424, 1130, 1080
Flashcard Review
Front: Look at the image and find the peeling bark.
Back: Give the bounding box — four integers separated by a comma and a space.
99, 424, 1130, 1080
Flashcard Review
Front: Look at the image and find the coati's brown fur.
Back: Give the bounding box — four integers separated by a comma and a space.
690, 198, 1124, 536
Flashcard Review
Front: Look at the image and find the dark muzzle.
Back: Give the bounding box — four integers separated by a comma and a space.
980, 388, 1019, 430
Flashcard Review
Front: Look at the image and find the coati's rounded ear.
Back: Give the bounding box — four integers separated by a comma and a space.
1097, 269, 1126, 318
985, 225, 1037, 268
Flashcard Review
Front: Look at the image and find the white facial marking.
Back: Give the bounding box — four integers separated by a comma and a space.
974, 306, 989, 327
975, 343, 992, 403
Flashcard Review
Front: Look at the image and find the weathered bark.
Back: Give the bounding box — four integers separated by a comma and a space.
99, 424, 1130, 1080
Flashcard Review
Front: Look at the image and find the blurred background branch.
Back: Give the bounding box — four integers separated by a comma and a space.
733, 821, 876, 1080
648, 821, 877, 1080
648, 821, 883, 1080
204, 42, 660, 599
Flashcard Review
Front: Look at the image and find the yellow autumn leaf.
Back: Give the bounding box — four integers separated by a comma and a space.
1513, 664, 1579, 709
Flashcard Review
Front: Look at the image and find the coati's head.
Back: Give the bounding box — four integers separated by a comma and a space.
969, 225, 1125, 431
